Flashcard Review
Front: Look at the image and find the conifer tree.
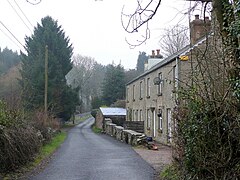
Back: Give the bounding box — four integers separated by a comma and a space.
102, 64, 125, 106
20, 16, 77, 120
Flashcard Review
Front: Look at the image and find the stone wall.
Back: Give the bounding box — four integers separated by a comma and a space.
104, 119, 143, 146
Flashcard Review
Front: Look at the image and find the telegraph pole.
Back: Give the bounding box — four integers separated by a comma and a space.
44, 45, 48, 124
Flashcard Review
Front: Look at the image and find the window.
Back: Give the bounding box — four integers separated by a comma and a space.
132, 110, 135, 121
139, 110, 142, 121
128, 109, 132, 121
135, 110, 138, 121
140, 81, 143, 99
147, 78, 150, 98
158, 109, 163, 130
158, 72, 163, 95
173, 65, 177, 91
147, 109, 151, 128
133, 84, 135, 101
126, 87, 129, 102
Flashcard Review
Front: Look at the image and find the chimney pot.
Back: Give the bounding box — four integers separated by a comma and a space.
156, 49, 160, 56
195, 14, 199, 20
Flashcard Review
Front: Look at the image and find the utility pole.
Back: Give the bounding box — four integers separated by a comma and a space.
44, 45, 48, 124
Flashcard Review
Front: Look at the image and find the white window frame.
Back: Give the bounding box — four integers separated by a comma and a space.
133, 84, 135, 101
135, 110, 138, 121
140, 81, 143, 99
140, 109, 142, 121
158, 109, 163, 130
147, 109, 151, 128
147, 78, 150, 97
158, 72, 163, 95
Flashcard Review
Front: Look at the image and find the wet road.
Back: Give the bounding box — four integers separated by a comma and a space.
31, 117, 155, 180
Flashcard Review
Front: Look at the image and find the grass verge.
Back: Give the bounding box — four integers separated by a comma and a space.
33, 131, 67, 165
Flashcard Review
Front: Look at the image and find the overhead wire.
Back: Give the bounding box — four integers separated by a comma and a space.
0, 26, 23, 50
0, 20, 26, 51
13, 0, 34, 28
6, 0, 32, 33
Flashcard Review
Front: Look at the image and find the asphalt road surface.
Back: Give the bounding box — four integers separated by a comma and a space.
31, 117, 155, 180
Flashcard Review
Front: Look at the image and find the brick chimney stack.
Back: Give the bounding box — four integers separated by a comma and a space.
190, 14, 211, 45
156, 49, 160, 56
151, 50, 155, 58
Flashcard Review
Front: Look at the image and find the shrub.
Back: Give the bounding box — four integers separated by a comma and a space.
0, 125, 41, 172
0, 101, 41, 172
160, 164, 181, 180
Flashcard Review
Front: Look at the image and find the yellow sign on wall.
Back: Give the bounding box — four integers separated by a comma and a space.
179, 55, 189, 61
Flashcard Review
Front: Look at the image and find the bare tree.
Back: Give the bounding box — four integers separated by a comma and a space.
159, 25, 189, 57
121, 0, 161, 47
66, 55, 96, 112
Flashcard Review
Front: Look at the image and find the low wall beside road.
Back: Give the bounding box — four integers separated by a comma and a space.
103, 119, 144, 146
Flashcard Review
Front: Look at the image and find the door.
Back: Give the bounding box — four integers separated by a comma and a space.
167, 108, 172, 143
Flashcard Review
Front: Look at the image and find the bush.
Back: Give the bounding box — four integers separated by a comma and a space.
174, 88, 240, 179
0, 101, 60, 173
0, 126, 41, 172
0, 101, 42, 172
160, 164, 181, 180
30, 110, 60, 144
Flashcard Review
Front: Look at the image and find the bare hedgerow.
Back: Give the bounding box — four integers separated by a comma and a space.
0, 101, 60, 173
30, 109, 61, 144
0, 101, 41, 172
0, 125, 41, 172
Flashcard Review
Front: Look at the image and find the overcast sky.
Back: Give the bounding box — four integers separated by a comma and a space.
0, 0, 196, 69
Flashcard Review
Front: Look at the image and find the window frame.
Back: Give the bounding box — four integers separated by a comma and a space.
140, 81, 143, 100
157, 72, 163, 96
147, 78, 150, 98
158, 109, 163, 130
133, 84, 135, 101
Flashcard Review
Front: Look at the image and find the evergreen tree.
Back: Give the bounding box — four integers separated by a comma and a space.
0, 47, 20, 75
20, 16, 77, 120
102, 64, 125, 106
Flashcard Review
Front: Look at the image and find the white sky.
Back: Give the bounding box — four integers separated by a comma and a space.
0, 0, 198, 69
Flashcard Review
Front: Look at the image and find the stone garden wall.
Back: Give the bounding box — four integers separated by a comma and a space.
103, 118, 144, 146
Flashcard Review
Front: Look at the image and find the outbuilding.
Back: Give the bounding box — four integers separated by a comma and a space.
95, 107, 126, 130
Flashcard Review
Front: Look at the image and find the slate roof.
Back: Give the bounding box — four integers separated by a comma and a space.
100, 107, 126, 116
126, 35, 210, 85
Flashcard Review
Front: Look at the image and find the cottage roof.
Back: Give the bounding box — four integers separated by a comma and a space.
100, 107, 126, 116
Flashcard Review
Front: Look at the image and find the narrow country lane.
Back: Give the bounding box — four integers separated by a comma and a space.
31, 117, 155, 180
